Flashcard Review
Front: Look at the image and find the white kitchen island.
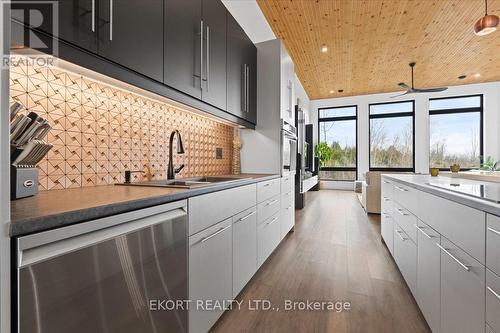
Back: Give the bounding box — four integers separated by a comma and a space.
381, 174, 500, 333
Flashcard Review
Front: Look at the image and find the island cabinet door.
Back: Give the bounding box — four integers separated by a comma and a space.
440, 237, 485, 333
381, 212, 394, 255
416, 220, 441, 333
189, 218, 233, 333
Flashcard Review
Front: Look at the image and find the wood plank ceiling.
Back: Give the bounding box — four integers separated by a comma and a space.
257, 0, 500, 99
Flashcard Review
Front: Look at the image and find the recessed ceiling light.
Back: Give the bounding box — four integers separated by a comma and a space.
474, 73, 481, 77
329, 90, 334, 94
458, 75, 467, 80
321, 45, 328, 53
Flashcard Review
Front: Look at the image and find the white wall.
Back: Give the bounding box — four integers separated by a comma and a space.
0, 1, 11, 331
310, 81, 500, 179
222, 0, 275, 43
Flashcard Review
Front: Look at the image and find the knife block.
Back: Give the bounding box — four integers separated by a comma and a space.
11, 166, 38, 200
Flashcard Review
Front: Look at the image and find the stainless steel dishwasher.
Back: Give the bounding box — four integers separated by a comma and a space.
15, 200, 188, 333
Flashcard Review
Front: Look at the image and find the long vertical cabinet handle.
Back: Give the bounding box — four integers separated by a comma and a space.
200, 20, 204, 91
91, 0, 95, 32
109, 0, 113, 40
246, 64, 249, 112
241, 64, 246, 112
206, 25, 210, 92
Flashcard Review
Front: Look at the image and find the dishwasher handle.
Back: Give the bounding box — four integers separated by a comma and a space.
18, 206, 187, 268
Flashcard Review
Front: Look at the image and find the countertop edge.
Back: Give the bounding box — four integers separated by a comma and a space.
382, 174, 500, 217
10, 174, 281, 237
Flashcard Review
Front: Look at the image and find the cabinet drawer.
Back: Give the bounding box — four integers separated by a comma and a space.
487, 269, 500, 333
381, 213, 394, 255
381, 178, 393, 200
281, 174, 292, 194
189, 218, 233, 333
257, 178, 280, 203
419, 190, 486, 264
393, 202, 417, 243
392, 182, 417, 214
440, 237, 485, 333
257, 195, 280, 225
487, 214, 500, 276
189, 184, 256, 235
393, 223, 417, 296
257, 212, 280, 267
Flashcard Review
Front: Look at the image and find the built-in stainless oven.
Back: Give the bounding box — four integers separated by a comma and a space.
15, 201, 188, 333
281, 120, 297, 175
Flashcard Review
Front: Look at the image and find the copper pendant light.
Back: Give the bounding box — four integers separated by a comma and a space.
474, 0, 499, 36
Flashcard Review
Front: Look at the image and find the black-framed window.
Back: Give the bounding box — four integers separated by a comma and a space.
369, 101, 415, 171
317, 105, 357, 181
429, 95, 483, 170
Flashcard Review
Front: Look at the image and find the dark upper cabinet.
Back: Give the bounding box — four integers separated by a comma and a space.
226, 13, 257, 124
98, 0, 163, 82
10, 0, 97, 52
200, 0, 227, 111
164, 0, 203, 99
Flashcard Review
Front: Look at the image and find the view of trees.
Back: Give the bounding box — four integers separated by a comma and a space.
370, 117, 413, 168
429, 115, 480, 168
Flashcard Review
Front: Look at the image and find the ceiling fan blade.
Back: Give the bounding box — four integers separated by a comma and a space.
398, 82, 411, 90
390, 91, 411, 98
413, 87, 448, 93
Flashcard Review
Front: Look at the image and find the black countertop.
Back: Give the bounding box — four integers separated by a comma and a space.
10, 174, 280, 237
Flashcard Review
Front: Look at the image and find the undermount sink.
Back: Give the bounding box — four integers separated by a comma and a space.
117, 176, 250, 189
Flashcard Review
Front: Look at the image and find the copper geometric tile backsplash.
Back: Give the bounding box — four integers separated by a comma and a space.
10, 58, 236, 191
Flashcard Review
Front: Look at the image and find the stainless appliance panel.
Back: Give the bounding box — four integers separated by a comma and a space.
18, 209, 188, 333
281, 121, 297, 175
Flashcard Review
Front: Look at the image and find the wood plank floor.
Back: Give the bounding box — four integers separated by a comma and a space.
212, 190, 430, 333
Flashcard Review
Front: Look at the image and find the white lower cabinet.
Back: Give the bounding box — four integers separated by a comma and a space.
232, 207, 258, 298
393, 223, 417, 296
381, 212, 394, 255
257, 212, 281, 267
416, 220, 441, 333
440, 237, 484, 333
189, 218, 233, 333
486, 269, 500, 333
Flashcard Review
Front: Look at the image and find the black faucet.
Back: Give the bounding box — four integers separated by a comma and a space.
167, 130, 185, 179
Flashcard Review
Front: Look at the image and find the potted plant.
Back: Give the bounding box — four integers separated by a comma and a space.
480, 156, 500, 172
314, 142, 333, 183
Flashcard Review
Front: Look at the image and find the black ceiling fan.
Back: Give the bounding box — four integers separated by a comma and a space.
392, 62, 448, 97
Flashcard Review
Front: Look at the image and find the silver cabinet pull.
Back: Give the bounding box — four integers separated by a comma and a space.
488, 226, 500, 236
109, 0, 113, 40
266, 217, 278, 226
199, 20, 204, 91
236, 211, 255, 223
397, 208, 409, 216
382, 213, 391, 218
395, 230, 408, 241
91, 0, 95, 32
395, 186, 408, 192
266, 199, 278, 206
436, 243, 470, 272
241, 64, 246, 112
415, 225, 435, 239
487, 286, 500, 300
206, 25, 210, 92
263, 183, 271, 187
286, 205, 292, 210
245, 64, 249, 112
200, 225, 230, 243
383, 197, 390, 202
383, 180, 390, 184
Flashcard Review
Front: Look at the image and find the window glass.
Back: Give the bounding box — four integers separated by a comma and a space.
429, 96, 481, 110
370, 116, 413, 168
369, 101, 413, 115
319, 106, 357, 118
